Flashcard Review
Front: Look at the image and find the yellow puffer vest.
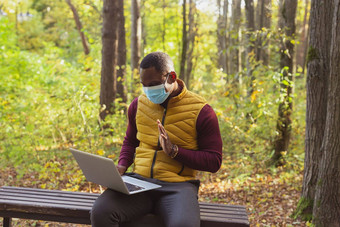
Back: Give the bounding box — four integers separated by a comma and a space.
134, 80, 207, 182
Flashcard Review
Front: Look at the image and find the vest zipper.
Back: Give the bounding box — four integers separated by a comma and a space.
150, 107, 167, 178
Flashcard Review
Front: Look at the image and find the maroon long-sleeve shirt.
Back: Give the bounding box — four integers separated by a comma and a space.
118, 96, 223, 173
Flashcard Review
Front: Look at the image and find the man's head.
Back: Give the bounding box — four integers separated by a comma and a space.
139, 52, 178, 104
140, 51, 174, 74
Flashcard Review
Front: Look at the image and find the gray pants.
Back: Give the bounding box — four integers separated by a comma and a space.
90, 173, 200, 227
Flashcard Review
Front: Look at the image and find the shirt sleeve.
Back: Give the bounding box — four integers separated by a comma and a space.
174, 104, 223, 173
118, 97, 139, 168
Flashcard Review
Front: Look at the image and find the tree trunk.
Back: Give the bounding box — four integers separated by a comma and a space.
255, 0, 264, 62
180, 0, 187, 81
117, 0, 127, 106
66, 0, 90, 55
262, 0, 271, 66
184, 0, 196, 88
217, 0, 228, 75
313, 1, 340, 225
294, 0, 333, 221
270, 0, 297, 166
296, 0, 310, 72
230, 0, 241, 75
131, 0, 141, 90
100, 0, 118, 120
141, 0, 146, 58
244, 0, 255, 96
256, 0, 271, 65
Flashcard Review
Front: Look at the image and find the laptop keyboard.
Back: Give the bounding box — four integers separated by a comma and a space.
125, 182, 145, 192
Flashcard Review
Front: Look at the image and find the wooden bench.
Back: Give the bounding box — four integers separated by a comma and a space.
0, 186, 249, 227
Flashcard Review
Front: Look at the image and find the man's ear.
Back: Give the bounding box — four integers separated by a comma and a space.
169, 71, 177, 82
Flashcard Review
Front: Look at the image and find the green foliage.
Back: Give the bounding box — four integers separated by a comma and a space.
0, 1, 306, 196
0, 14, 126, 184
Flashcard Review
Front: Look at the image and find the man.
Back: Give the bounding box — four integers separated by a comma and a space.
91, 52, 222, 227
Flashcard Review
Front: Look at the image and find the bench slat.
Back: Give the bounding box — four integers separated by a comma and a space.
0, 195, 94, 208
0, 199, 91, 211
0, 186, 249, 226
199, 202, 246, 209
0, 187, 99, 199
0, 192, 95, 205
200, 208, 248, 216
1, 186, 98, 197
201, 212, 248, 221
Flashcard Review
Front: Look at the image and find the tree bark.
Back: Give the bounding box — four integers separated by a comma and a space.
295, 0, 333, 220
184, 0, 196, 88
262, 0, 271, 66
100, 0, 118, 120
296, 0, 310, 72
180, 0, 187, 82
117, 0, 127, 106
141, 0, 146, 58
270, 0, 297, 166
217, 0, 228, 75
66, 0, 90, 55
255, 0, 264, 62
312, 1, 340, 225
230, 0, 241, 75
131, 0, 141, 89
256, 0, 271, 65
244, 0, 255, 96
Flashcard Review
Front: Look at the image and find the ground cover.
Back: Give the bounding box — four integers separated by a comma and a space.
1, 159, 308, 227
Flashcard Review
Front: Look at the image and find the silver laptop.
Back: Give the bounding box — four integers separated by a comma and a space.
70, 148, 161, 195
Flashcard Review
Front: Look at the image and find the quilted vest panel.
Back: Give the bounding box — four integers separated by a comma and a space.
134, 80, 206, 182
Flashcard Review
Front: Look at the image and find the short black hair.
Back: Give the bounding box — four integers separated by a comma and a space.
140, 52, 174, 73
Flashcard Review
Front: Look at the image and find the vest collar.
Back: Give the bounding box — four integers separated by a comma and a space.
168, 79, 187, 104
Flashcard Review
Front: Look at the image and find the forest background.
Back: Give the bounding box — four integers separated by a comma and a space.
0, 0, 311, 226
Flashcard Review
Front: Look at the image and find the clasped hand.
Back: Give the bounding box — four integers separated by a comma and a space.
157, 119, 173, 156
117, 120, 174, 176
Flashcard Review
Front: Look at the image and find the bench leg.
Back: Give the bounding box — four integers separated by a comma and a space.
3, 217, 11, 227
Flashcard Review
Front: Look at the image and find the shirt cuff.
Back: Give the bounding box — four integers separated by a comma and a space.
118, 158, 132, 168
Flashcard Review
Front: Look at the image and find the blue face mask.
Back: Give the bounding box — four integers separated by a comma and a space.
143, 84, 170, 104
143, 77, 174, 104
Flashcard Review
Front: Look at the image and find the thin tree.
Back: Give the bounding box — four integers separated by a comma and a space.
294, 0, 333, 220
100, 0, 118, 120
66, 0, 90, 55
313, 2, 340, 224
229, 0, 241, 75
244, 0, 256, 97
256, 0, 271, 65
180, 0, 187, 81
184, 0, 197, 88
131, 0, 141, 92
269, 0, 297, 166
295, 0, 310, 72
117, 0, 127, 106
141, 0, 146, 58
217, 0, 228, 74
